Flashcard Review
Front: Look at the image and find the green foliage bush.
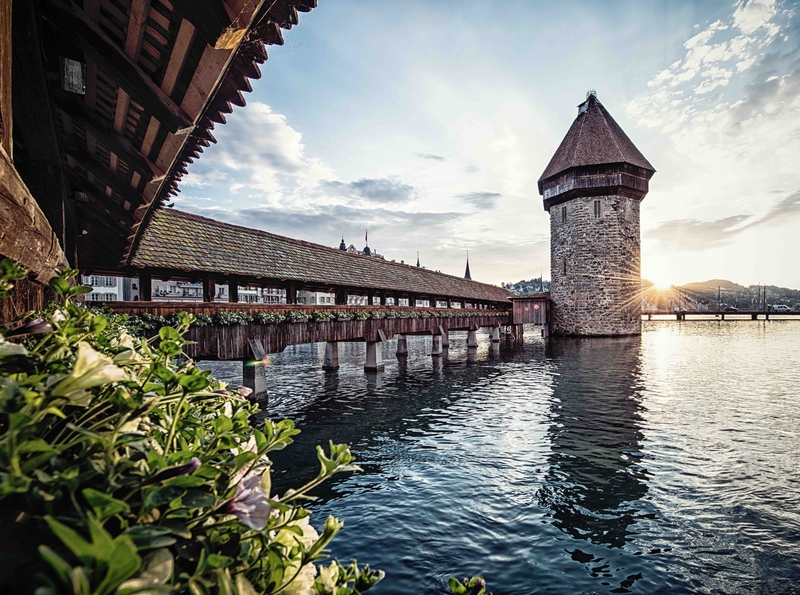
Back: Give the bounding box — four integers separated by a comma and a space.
284, 311, 311, 324
351, 311, 369, 321
254, 312, 285, 325
0, 265, 384, 595
310, 311, 334, 323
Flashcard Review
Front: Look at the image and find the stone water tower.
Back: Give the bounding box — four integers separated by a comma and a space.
538, 92, 655, 336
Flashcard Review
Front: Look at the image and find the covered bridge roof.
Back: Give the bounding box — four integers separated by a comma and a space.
538, 94, 655, 190
12, 0, 317, 273
131, 209, 514, 303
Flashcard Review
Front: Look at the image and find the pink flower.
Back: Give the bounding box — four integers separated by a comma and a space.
224, 473, 272, 530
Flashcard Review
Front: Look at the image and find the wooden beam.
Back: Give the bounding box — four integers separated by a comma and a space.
203, 276, 215, 303
63, 144, 139, 203
168, 0, 231, 48
54, 92, 158, 179
139, 270, 152, 301
0, 146, 68, 281
0, 0, 11, 158
126, 0, 151, 61
229, 276, 239, 303
42, 0, 191, 132
161, 19, 196, 97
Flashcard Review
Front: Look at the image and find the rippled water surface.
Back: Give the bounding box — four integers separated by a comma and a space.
199, 322, 800, 594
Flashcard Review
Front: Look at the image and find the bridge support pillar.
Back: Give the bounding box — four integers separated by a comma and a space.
514, 324, 524, 342
431, 335, 443, 356
365, 341, 384, 371
243, 339, 268, 402
490, 326, 500, 343
751, 313, 758, 320
323, 341, 339, 371
466, 329, 478, 348
396, 334, 408, 357
438, 325, 449, 348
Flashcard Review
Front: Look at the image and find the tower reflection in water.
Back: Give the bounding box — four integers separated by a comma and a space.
538, 337, 649, 554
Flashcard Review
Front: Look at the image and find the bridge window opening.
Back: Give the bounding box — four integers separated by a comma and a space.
562, 206, 567, 222
594, 200, 601, 218
452, 301, 461, 309
398, 298, 408, 307
436, 300, 448, 308
386, 297, 395, 306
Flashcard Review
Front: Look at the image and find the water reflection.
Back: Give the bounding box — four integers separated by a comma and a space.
539, 337, 648, 552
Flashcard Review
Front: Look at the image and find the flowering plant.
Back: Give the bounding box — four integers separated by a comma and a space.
0, 262, 383, 594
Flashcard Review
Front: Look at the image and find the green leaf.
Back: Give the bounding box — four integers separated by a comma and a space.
448, 578, 468, 595
38, 545, 73, 586
48, 277, 71, 298
159, 341, 182, 356
158, 326, 182, 342
45, 517, 95, 565
178, 374, 209, 392
82, 488, 130, 523
96, 535, 141, 595
150, 363, 176, 384
89, 315, 107, 333
181, 489, 216, 508
212, 416, 232, 434
206, 553, 232, 568
117, 548, 173, 595
17, 438, 57, 454
70, 285, 94, 295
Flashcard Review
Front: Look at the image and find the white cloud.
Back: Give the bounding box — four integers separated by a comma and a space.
733, 0, 777, 34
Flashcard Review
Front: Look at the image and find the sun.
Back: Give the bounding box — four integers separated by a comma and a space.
647, 275, 674, 292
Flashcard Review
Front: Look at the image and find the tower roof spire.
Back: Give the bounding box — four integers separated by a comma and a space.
416, 252, 420, 267
464, 250, 472, 280
538, 91, 655, 187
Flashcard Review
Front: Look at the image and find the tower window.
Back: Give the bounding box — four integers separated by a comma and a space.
594, 200, 601, 218
562, 258, 567, 275
561, 206, 567, 222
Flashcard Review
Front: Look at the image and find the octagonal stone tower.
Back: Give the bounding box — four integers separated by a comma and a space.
538, 92, 655, 336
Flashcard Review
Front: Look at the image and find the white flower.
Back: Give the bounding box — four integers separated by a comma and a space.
224, 473, 272, 531
281, 561, 317, 595
318, 562, 340, 591
52, 342, 128, 405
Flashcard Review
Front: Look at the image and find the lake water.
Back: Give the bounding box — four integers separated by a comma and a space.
199, 322, 800, 594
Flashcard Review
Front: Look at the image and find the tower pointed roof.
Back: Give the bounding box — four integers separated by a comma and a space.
464, 252, 472, 280
538, 93, 654, 191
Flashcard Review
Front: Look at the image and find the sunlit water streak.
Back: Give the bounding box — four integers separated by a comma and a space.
198, 322, 800, 594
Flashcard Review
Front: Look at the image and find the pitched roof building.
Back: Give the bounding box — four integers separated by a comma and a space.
131, 209, 513, 304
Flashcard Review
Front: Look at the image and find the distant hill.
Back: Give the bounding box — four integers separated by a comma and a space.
502, 277, 550, 295
660, 279, 799, 309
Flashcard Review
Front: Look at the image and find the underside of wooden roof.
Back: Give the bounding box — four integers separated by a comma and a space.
11, 0, 317, 273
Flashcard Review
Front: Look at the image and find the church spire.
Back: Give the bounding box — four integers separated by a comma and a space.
339, 236, 346, 251
464, 250, 472, 280
416, 251, 420, 267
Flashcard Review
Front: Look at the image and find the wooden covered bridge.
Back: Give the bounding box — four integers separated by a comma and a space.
0, 0, 550, 401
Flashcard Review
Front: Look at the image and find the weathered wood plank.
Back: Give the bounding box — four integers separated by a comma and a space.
0, 0, 11, 158
0, 146, 68, 281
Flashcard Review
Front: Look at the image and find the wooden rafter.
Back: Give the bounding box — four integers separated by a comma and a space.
42, 0, 192, 132
55, 93, 158, 180
168, 0, 232, 47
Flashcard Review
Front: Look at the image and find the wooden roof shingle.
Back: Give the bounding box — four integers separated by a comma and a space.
131, 209, 514, 303
538, 94, 655, 186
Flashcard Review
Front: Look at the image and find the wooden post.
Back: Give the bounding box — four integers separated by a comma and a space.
438, 325, 449, 348
379, 289, 387, 306
243, 339, 268, 403
334, 286, 347, 305
203, 276, 215, 302
467, 329, 478, 348
139, 271, 152, 301
286, 281, 297, 305
365, 341, 384, 371
491, 326, 500, 342
0, 0, 12, 159
367, 289, 375, 306
323, 341, 339, 371
431, 335, 442, 356
228, 276, 239, 303
396, 334, 407, 357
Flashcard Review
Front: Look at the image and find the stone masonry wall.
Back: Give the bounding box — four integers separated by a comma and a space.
549, 194, 642, 335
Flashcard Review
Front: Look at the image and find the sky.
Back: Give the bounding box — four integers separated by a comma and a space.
176, 0, 800, 289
